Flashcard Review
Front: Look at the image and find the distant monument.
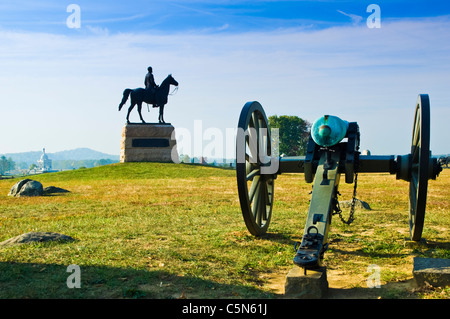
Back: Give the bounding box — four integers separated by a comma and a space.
37, 148, 52, 172
118, 71, 179, 163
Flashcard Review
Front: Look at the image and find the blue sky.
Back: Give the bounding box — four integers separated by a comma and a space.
2, 1, 450, 33
0, 1, 449, 157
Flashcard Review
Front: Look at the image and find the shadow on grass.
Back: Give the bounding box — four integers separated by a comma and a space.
0, 261, 276, 299
255, 232, 296, 245
328, 237, 450, 260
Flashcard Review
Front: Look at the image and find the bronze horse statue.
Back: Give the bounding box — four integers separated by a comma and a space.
118, 74, 178, 124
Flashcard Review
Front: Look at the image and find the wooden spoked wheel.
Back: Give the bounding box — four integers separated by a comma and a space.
236, 101, 275, 236
409, 94, 430, 241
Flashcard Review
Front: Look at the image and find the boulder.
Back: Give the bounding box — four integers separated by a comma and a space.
8, 179, 43, 197
8, 180, 70, 197
0, 232, 75, 246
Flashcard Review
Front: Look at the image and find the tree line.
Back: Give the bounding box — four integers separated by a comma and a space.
0, 156, 118, 175
51, 159, 118, 170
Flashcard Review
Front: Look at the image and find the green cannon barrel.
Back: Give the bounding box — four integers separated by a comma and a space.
311, 115, 348, 147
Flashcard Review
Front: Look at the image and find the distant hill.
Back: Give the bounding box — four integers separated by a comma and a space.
47, 148, 119, 161
1, 148, 119, 167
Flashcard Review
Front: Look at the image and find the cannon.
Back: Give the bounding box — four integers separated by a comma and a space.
235, 94, 442, 272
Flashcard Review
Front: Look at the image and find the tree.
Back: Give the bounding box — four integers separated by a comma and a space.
268, 115, 311, 156
0, 156, 7, 175
180, 154, 191, 163
0, 156, 16, 174
7, 157, 15, 171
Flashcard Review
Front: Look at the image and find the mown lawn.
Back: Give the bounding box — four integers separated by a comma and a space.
0, 163, 448, 299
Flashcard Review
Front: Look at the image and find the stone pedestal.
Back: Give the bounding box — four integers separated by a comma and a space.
284, 266, 328, 299
120, 123, 179, 163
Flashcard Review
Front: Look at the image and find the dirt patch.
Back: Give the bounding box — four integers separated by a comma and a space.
265, 266, 420, 299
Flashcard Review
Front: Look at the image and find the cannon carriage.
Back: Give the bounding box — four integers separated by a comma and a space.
236, 94, 442, 272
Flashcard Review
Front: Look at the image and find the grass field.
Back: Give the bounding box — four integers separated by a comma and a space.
0, 163, 449, 299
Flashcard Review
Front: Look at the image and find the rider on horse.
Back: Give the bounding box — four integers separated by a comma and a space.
145, 66, 158, 107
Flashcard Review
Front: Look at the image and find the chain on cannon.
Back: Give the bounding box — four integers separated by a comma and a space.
332, 157, 359, 226
235, 94, 442, 274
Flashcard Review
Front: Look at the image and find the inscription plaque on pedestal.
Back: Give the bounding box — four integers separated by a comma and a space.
120, 123, 179, 163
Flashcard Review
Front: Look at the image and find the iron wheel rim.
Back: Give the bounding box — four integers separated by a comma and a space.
236, 101, 274, 236
409, 94, 430, 241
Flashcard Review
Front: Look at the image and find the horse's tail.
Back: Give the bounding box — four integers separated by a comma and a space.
118, 89, 132, 111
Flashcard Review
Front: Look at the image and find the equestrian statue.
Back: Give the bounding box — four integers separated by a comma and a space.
118, 67, 178, 124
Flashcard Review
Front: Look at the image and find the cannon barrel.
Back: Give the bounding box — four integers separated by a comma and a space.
278, 154, 440, 180
278, 154, 397, 175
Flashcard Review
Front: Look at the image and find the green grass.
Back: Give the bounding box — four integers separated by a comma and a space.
0, 163, 449, 299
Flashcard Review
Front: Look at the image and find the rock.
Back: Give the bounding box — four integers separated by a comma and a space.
285, 266, 328, 299
8, 179, 32, 196
413, 257, 450, 287
8, 180, 69, 197
0, 232, 75, 247
339, 199, 371, 210
43, 186, 70, 195
8, 179, 43, 197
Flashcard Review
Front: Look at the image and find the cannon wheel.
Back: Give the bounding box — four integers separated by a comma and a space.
236, 101, 274, 236
409, 94, 430, 241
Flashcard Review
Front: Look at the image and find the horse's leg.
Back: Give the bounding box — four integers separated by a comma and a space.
158, 106, 161, 123
126, 103, 135, 124
137, 102, 146, 123
159, 105, 165, 123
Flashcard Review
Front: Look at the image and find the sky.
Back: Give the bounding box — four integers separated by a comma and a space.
0, 0, 449, 158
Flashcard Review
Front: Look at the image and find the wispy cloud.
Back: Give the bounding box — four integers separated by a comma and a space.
337, 9, 363, 25
83, 13, 148, 25
0, 16, 449, 155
